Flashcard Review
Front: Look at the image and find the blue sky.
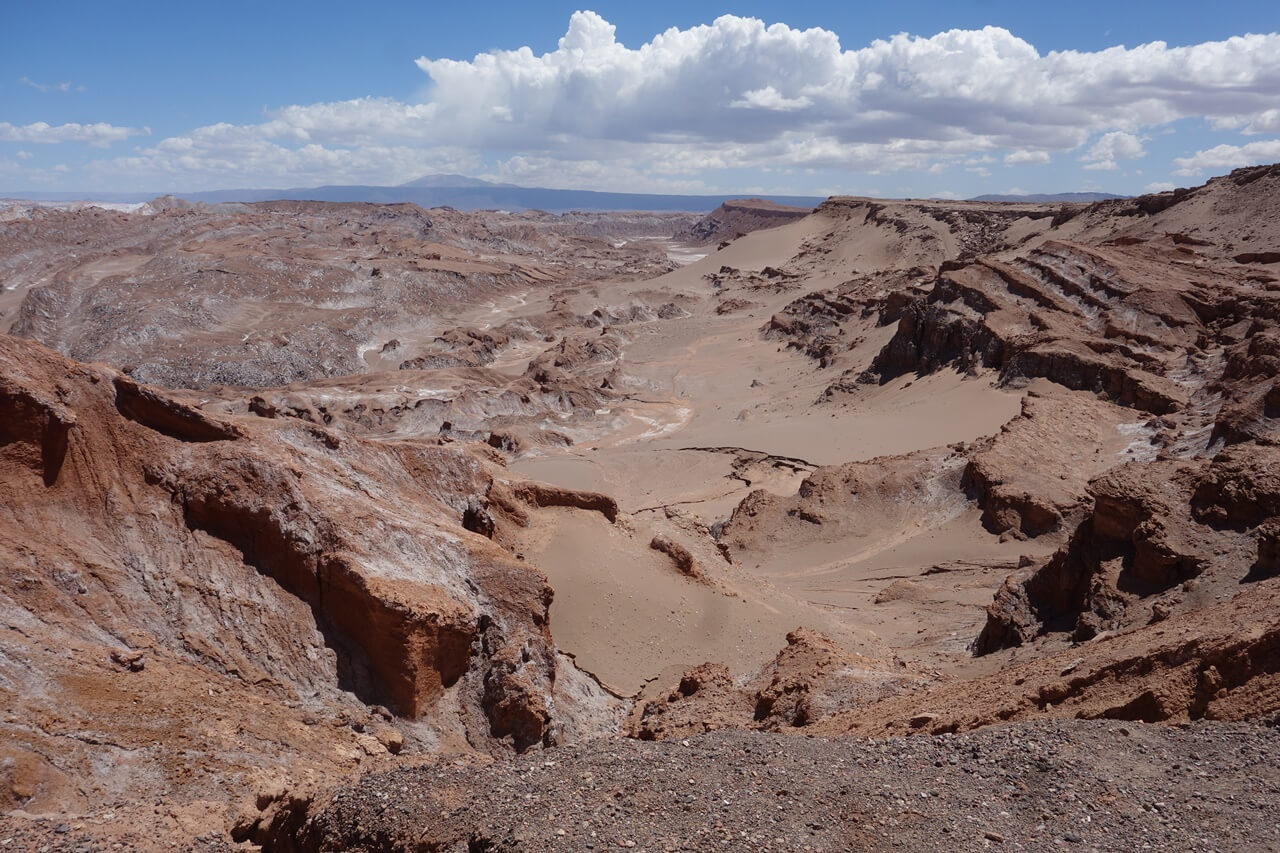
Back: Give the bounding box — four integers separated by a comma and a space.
3, 1, 1280, 197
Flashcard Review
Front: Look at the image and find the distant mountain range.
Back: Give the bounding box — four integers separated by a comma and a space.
968, 192, 1127, 203
3, 174, 826, 213
396, 174, 519, 189
3, 175, 1130, 212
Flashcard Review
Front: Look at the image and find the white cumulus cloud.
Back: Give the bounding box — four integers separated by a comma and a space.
1004, 150, 1051, 166
0, 121, 144, 147
1080, 131, 1147, 170
1174, 139, 1280, 175
401, 13, 1280, 154
1241, 108, 1280, 135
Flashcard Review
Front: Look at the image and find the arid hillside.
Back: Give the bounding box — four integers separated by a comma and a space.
2, 167, 1280, 850
0, 202, 695, 388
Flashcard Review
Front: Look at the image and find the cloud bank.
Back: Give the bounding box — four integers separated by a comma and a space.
17, 12, 1280, 189
0, 121, 144, 147
407, 14, 1280, 153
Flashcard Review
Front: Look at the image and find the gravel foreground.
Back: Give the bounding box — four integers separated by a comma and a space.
1, 714, 1278, 851
293, 719, 1280, 852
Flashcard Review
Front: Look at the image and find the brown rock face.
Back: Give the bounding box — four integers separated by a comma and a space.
143, 420, 538, 722
961, 392, 1135, 538
764, 267, 935, 368
752, 628, 866, 728
1190, 445, 1280, 529
0, 374, 75, 486
815, 580, 1280, 738
677, 662, 734, 697
977, 446, 1279, 653
0, 334, 624, 831
509, 481, 619, 522
112, 376, 242, 442
1256, 522, 1280, 579
649, 534, 699, 576
865, 241, 1205, 415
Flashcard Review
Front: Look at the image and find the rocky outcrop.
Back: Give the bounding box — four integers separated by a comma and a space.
631, 628, 924, 740
1256, 522, 1280, 578
509, 481, 619, 522
1190, 444, 1280, 528
675, 199, 812, 244
863, 242, 1213, 415
130, 411, 568, 731
169, 463, 480, 718
977, 446, 1279, 653
1213, 329, 1280, 445
113, 376, 242, 442
721, 448, 967, 563
480, 636, 556, 751
0, 375, 76, 486
1234, 251, 1280, 265
397, 325, 518, 370
753, 629, 868, 728
1006, 340, 1184, 414
821, 580, 1280, 737
0, 334, 624, 836
764, 268, 934, 368
864, 281, 1004, 378
961, 392, 1140, 538
648, 534, 698, 577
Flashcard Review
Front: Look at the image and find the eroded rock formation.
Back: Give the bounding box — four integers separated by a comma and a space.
0, 334, 621, 836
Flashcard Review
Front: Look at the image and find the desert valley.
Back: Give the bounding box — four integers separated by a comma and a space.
0, 157, 1279, 850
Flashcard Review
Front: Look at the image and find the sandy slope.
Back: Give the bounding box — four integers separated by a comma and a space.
498, 203, 1041, 688
512, 507, 886, 696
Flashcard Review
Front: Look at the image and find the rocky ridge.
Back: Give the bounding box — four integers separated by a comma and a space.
676, 199, 813, 245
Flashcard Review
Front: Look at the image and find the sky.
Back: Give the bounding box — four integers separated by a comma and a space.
3, 1, 1280, 198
